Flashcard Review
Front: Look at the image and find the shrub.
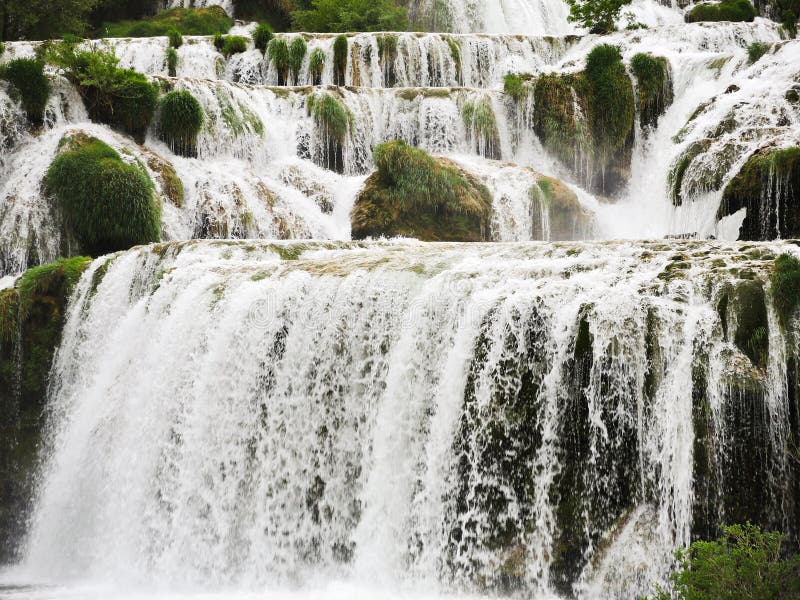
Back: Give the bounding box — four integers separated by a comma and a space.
221, 35, 249, 57
0, 58, 51, 125
289, 37, 307, 85
158, 90, 204, 157
566, 0, 632, 33
309, 47, 326, 86
630, 53, 673, 128
646, 524, 800, 599
100, 7, 233, 38
268, 38, 290, 85
351, 140, 492, 241
166, 47, 178, 77
747, 42, 771, 64
167, 28, 183, 49
46, 136, 161, 256
686, 0, 756, 23
253, 23, 274, 54
291, 0, 409, 32
333, 34, 348, 86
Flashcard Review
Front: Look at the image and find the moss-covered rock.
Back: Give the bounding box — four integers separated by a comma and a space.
0, 257, 91, 563
157, 90, 204, 158
686, 0, 757, 22
0, 58, 51, 126
630, 53, 673, 130
771, 253, 800, 329
532, 177, 593, 241
46, 134, 161, 256
669, 139, 712, 206
351, 141, 492, 241
333, 34, 348, 86
718, 147, 800, 240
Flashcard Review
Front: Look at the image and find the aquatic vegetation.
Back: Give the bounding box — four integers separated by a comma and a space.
100, 7, 233, 38
253, 23, 274, 54
686, 0, 757, 22
630, 53, 673, 129
157, 90, 205, 157
0, 58, 50, 125
308, 47, 326, 85
268, 38, 290, 85
289, 37, 308, 85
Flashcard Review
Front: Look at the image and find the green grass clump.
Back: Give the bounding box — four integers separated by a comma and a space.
533, 72, 589, 167
221, 36, 249, 57
771, 253, 800, 328
213, 33, 224, 51
503, 73, 534, 103
268, 38, 290, 85
333, 34, 348, 86
16, 257, 92, 318
351, 140, 492, 241
0, 58, 50, 125
461, 97, 501, 160
46, 135, 160, 255
307, 92, 353, 172
630, 53, 673, 129
166, 47, 178, 77
158, 90, 204, 157
289, 37, 307, 85
46, 44, 158, 142
747, 42, 771, 64
100, 7, 233, 38
308, 47, 326, 85
686, 0, 756, 22
167, 28, 183, 49
253, 23, 274, 54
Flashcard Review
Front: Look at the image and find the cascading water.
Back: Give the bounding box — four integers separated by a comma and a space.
2, 0, 800, 597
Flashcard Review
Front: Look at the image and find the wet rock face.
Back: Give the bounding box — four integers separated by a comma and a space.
718, 146, 800, 241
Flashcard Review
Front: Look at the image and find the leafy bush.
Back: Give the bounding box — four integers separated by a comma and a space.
289, 37, 307, 85
253, 23, 274, 54
221, 36, 249, 57
268, 38, 290, 85
291, 0, 409, 32
333, 34, 348, 86
308, 47, 326, 85
166, 47, 178, 77
646, 524, 800, 599
158, 90, 204, 157
46, 135, 160, 255
46, 44, 158, 142
686, 0, 756, 23
167, 28, 183, 49
567, 0, 632, 33
100, 7, 233, 38
0, 58, 51, 125
747, 42, 771, 64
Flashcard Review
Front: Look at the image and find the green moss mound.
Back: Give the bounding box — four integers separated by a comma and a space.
0, 59, 51, 125
289, 37, 307, 86
306, 92, 353, 173
747, 42, 771, 64
167, 28, 183, 49
718, 146, 800, 240
461, 96, 501, 160
221, 35, 249, 57
166, 47, 178, 77
100, 7, 233, 38
351, 140, 493, 242
686, 0, 757, 22
503, 73, 533, 103
308, 47, 326, 86
532, 176, 592, 241
253, 23, 274, 55
630, 53, 673, 129
0, 256, 92, 562
158, 90, 204, 158
268, 38, 290, 85
46, 135, 161, 256
46, 44, 158, 142
771, 253, 800, 328
333, 34, 348, 86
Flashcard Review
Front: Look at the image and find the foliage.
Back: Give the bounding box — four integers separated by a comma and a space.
166, 47, 178, 77
289, 36, 307, 85
461, 97, 501, 159
46, 135, 160, 255
566, 0, 632, 34
585, 44, 634, 164
167, 28, 182, 49
685, 0, 757, 23
0, 0, 99, 41
157, 90, 204, 157
306, 92, 352, 143
308, 47, 326, 85
234, 0, 293, 29
0, 58, 51, 125
747, 42, 771, 64
45, 42, 158, 141
268, 38, 290, 85
221, 35, 249, 57
630, 53, 673, 128
771, 253, 800, 328
645, 524, 800, 599
333, 34, 348, 86
351, 140, 493, 241
253, 22, 274, 54
503, 73, 533, 103
213, 33, 224, 51
99, 7, 233, 38
291, 0, 409, 33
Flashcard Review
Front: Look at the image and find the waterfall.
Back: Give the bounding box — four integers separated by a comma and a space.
10, 239, 799, 598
